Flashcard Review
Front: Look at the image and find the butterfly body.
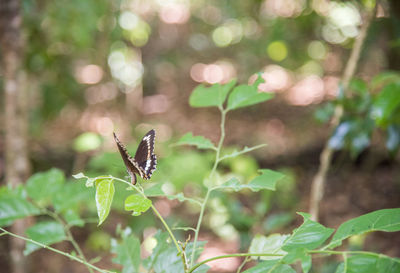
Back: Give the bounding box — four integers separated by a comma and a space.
113, 129, 157, 184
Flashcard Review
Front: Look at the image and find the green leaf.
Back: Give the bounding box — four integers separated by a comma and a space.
146, 233, 208, 273
175, 132, 216, 150
53, 180, 94, 213
248, 169, 285, 191
143, 231, 169, 270
326, 208, 400, 249
371, 71, 400, 90
189, 79, 236, 108
282, 212, 334, 251
243, 260, 295, 273
249, 234, 288, 260
301, 254, 312, 273
0, 188, 41, 227
144, 183, 164, 197
371, 83, 400, 127
282, 248, 311, 273
24, 221, 67, 255
264, 213, 293, 233
144, 231, 207, 273
125, 194, 152, 216
217, 170, 284, 192
95, 178, 115, 225
62, 209, 84, 227
336, 254, 400, 273
112, 232, 141, 273
26, 168, 65, 205
227, 75, 273, 110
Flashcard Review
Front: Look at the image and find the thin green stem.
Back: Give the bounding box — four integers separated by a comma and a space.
104, 176, 184, 266
189, 253, 284, 273
0, 227, 112, 273
150, 204, 180, 251
218, 144, 267, 162
40, 206, 94, 273
189, 188, 211, 268
308, 249, 384, 257
190, 107, 227, 268
236, 256, 250, 273
343, 253, 348, 272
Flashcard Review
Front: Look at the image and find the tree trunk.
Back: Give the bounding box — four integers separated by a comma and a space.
0, 1, 31, 273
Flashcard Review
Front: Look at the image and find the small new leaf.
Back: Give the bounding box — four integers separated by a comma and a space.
216, 169, 284, 192
176, 132, 216, 150
227, 74, 273, 111
125, 194, 152, 216
72, 172, 95, 187
189, 79, 236, 108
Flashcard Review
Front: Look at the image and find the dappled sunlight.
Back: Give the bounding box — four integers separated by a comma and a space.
198, 247, 241, 272
95, 117, 114, 136
212, 19, 243, 47
108, 48, 143, 87
190, 61, 236, 84
286, 75, 325, 106
322, 2, 361, 44
159, 3, 190, 24
259, 65, 292, 93
85, 82, 118, 105
261, 0, 306, 18
141, 94, 170, 115
75, 64, 104, 85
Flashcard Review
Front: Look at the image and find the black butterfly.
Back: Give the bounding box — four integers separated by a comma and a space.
113, 129, 157, 185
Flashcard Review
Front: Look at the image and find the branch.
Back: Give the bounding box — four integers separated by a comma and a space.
0, 227, 112, 273
309, 5, 378, 221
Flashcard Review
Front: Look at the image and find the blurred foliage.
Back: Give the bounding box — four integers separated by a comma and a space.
316, 71, 400, 157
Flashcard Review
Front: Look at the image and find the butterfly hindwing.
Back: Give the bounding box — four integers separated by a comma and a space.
113, 130, 157, 184
134, 129, 157, 179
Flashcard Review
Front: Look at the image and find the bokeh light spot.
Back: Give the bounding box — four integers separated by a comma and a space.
76, 64, 103, 85
267, 41, 288, 62
307, 40, 327, 60
203, 64, 223, 84
119, 11, 139, 30
159, 4, 190, 24
212, 26, 233, 47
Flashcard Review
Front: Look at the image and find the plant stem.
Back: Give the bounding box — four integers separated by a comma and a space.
189, 107, 227, 268
106, 176, 185, 267
309, 4, 377, 221
308, 249, 384, 257
188, 253, 284, 273
0, 227, 112, 273
236, 256, 250, 273
43, 208, 94, 273
189, 188, 211, 268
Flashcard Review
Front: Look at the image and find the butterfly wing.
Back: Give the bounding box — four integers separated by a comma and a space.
134, 129, 157, 179
113, 132, 142, 184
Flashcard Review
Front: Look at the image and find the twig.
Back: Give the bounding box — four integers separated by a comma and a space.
309, 4, 378, 221
190, 106, 227, 268
0, 227, 112, 273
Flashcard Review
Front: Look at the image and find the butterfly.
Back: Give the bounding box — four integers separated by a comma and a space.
113, 129, 157, 185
